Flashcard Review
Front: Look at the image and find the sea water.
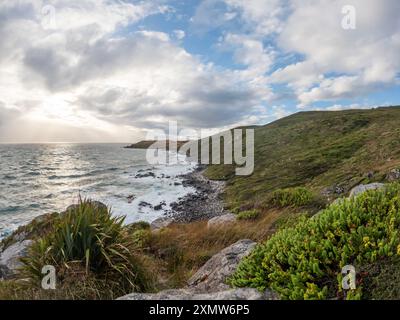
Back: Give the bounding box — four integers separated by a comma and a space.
0, 143, 197, 238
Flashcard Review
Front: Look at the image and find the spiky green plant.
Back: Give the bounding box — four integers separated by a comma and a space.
21, 199, 153, 297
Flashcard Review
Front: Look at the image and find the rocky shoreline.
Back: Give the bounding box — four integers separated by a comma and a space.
167, 165, 229, 223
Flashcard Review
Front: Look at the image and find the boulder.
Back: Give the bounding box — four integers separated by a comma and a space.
387, 169, 400, 182
207, 214, 237, 229
65, 201, 107, 213
349, 183, 385, 197
117, 239, 278, 301
150, 217, 174, 230
0, 240, 32, 279
187, 239, 256, 293
117, 288, 277, 300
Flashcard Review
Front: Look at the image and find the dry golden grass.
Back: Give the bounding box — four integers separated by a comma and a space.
145, 208, 285, 289
0, 207, 299, 299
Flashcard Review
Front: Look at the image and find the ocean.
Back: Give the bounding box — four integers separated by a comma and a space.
0, 143, 197, 239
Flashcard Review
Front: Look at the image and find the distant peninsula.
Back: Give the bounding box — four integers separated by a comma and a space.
124, 140, 189, 150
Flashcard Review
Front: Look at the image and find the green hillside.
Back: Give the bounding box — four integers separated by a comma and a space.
205, 106, 400, 211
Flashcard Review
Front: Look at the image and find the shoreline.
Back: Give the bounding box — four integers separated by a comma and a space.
167, 165, 229, 223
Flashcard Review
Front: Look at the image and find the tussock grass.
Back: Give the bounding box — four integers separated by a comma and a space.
12, 199, 154, 299
146, 209, 284, 288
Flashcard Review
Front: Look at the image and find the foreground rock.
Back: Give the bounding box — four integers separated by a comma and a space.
118, 288, 277, 300
65, 201, 107, 213
207, 214, 237, 229
187, 239, 256, 293
150, 217, 174, 231
349, 183, 385, 197
387, 169, 400, 182
116, 239, 271, 301
0, 240, 32, 279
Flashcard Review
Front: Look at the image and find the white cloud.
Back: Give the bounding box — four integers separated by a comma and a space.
1, 0, 399, 142
0, 0, 270, 142
276, 0, 400, 104
205, 0, 400, 106
222, 33, 275, 78
224, 0, 287, 36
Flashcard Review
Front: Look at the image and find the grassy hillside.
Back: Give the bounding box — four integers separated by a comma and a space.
2, 106, 400, 300
205, 106, 400, 211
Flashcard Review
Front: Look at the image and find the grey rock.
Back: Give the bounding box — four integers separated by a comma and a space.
117, 288, 277, 300
387, 169, 400, 182
207, 214, 237, 229
187, 239, 256, 293
65, 201, 107, 213
139, 201, 153, 208
154, 201, 166, 211
150, 217, 174, 230
349, 183, 385, 197
117, 239, 278, 301
0, 240, 32, 279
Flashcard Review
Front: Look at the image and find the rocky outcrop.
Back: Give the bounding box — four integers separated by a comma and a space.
116, 239, 271, 301
171, 166, 228, 223
349, 183, 385, 197
0, 240, 32, 279
150, 217, 174, 231
387, 169, 400, 182
65, 201, 107, 213
207, 214, 237, 229
118, 288, 277, 300
187, 239, 256, 293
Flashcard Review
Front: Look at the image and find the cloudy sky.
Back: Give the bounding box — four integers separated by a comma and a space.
0, 0, 399, 143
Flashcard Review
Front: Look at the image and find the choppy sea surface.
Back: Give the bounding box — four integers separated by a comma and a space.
0, 144, 197, 239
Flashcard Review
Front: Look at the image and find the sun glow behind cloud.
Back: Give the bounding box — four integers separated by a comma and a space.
0, 0, 399, 143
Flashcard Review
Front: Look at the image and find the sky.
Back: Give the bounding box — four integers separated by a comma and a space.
0, 0, 399, 143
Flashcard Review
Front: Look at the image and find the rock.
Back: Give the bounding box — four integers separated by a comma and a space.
154, 201, 166, 211
117, 238, 278, 301
187, 239, 256, 293
321, 185, 345, 197
117, 288, 277, 300
127, 195, 135, 204
139, 201, 153, 208
150, 217, 174, 230
65, 201, 107, 213
207, 214, 237, 229
0, 240, 32, 279
387, 169, 400, 182
135, 172, 156, 178
349, 183, 385, 197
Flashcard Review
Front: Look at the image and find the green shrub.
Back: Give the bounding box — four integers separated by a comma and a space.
127, 221, 151, 233
270, 187, 314, 208
21, 199, 153, 298
230, 184, 400, 300
237, 210, 260, 220
132, 229, 152, 248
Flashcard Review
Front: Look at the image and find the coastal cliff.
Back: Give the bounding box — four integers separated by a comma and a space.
2, 107, 400, 300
